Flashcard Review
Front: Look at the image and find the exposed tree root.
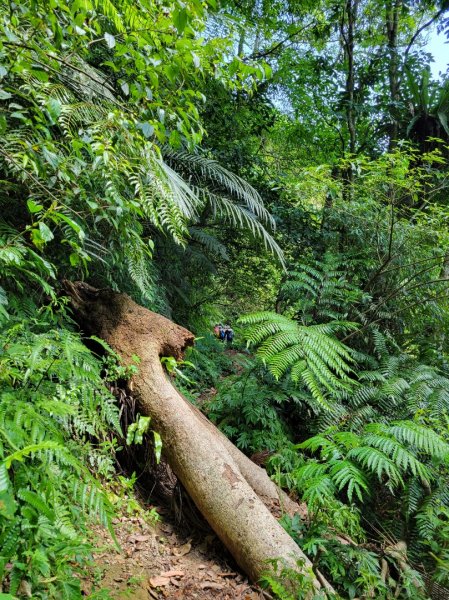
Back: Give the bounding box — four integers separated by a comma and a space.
64, 281, 334, 593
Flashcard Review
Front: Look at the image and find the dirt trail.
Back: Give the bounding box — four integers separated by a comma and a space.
86, 505, 268, 600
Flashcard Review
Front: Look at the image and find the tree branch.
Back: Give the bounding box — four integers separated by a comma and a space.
244, 22, 314, 61
402, 6, 448, 68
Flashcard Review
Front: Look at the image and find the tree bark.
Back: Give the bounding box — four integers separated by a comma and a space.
386, 0, 402, 150
64, 281, 333, 593
341, 0, 359, 156
339, 0, 359, 204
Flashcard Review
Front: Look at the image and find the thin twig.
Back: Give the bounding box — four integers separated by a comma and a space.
243, 22, 314, 61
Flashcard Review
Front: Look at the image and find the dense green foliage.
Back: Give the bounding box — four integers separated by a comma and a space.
0, 321, 121, 599
2, 0, 449, 598
0, 0, 277, 596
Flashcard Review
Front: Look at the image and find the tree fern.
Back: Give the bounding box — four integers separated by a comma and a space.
307, 346, 449, 436
0, 2, 284, 326
2, 73, 283, 288
240, 311, 356, 408
278, 254, 367, 323
295, 423, 448, 506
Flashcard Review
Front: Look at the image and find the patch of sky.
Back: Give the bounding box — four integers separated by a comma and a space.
425, 27, 448, 79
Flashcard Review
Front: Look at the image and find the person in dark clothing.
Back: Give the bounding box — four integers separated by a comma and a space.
225, 326, 234, 344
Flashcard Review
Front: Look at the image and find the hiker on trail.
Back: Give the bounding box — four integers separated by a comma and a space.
226, 326, 234, 344
214, 323, 234, 343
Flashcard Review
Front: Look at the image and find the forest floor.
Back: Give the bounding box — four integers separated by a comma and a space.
83, 504, 266, 600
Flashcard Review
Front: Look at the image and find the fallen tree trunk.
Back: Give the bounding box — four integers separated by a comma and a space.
65, 282, 332, 592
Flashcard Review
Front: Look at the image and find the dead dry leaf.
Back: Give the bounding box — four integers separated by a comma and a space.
149, 575, 171, 587
18, 581, 32, 598
127, 533, 151, 543
161, 570, 185, 577
134, 534, 151, 542
172, 542, 191, 557
200, 581, 225, 590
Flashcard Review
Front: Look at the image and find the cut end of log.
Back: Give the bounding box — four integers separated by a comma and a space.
63, 280, 195, 361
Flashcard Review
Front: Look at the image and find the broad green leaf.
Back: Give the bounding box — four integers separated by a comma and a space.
52, 212, 84, 239
39, 222, 54, 242
69, 252, 80, 266
27, 199, 44, 214
173, 8, 188, 33
138, 122, 154, 138
46, 98, 61, 120
31, 68, 49, 82
0, 490, 18, 519
154, 431, 162, 464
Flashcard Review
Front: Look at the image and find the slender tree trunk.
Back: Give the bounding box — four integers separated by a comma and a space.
341, 0, 358, 156
64, 281, 335, 594
253, 26, 261, 55
339, 0, 359, 204
437, 249, 449, 357
440, 250, 449, 280
238, 29, 245, 56
386, 0, 402, 149
320, 164, 340, 233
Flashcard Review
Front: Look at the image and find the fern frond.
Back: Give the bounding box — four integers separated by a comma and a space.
208, 194, 284, 264
188, 227, 229, 260
347, 446, 403, 488
298, 432, 343, 460
240, 311, 355, 403
294, 461, 336, 505
388, 421, 449, 459
164, 149, 275, 227
328, 459, 369, 502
